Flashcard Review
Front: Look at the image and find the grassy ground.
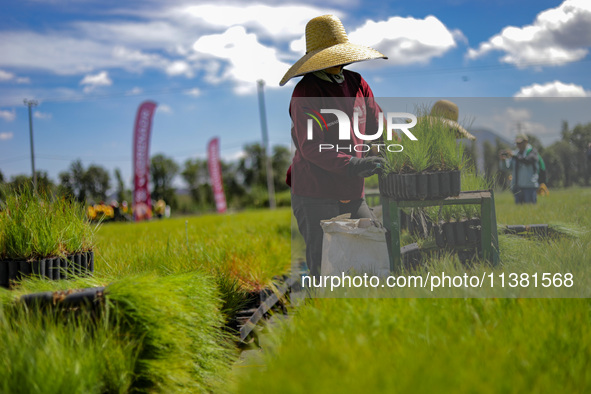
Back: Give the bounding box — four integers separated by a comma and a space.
0, 272, 235, 393
0, 188, 589, 392
0, 208, 292, 393
94, 208, 291, 291
233, 188, 591, 393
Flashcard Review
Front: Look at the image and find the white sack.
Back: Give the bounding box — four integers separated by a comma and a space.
320, 217, 390, 277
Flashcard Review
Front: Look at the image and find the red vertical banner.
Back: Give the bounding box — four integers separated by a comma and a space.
207, 137, 227, 213
132, 101, 157, 222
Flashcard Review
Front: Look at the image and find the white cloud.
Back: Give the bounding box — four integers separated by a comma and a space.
192, 26, 291, 93
514, 81, 591, 97
288, 15, 463, 66
126, 87, 143, 95
0, 132, 13, 140
0, 69, 30, 83
222, 149, 246, 162
0, 32, 112, 75
80, 71, 112, 93
0, 70, 15, 81
34, 111, 52, 119
176, 4, 336, 40
111, 46, 169, 71
0, 3, 330, 82
184, 88, 201, 97
467, 0, 591, 67
157, 104, 172, 114
73, 20, 193, 50
0, 31, 186, 76
0, 109, 16, 122
347, 15, 462, 65
490, 107, 553, 139
165, 60, 193, 77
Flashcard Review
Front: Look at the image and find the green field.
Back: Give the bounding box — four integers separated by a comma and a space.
235, 188, 591, 393
1, 188, 590, 393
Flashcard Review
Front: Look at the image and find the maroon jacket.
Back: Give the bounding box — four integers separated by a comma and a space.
287, 70, 382, 200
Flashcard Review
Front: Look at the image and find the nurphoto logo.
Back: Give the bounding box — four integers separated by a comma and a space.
306, 108, 417, 153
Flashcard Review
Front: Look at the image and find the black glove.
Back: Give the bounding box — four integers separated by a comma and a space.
347, 156, 385, 178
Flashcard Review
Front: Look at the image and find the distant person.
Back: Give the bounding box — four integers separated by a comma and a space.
155, 199, 166, 219
499, 134, 539, 204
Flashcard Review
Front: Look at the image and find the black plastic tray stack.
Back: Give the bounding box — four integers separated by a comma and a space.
0, 251, 94, 289
379, 170, 461, 200
433, 218, 482, 248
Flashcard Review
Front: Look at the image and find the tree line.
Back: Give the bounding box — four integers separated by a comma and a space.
464, 121, 591, 189
0, 144, 292, 213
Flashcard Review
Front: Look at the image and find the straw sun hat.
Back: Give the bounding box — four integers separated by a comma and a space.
515, 133, 528, 143
423, 100, 476, 140
279, 15, 387, 86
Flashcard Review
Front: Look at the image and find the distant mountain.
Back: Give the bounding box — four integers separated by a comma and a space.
469, 127, 512, 147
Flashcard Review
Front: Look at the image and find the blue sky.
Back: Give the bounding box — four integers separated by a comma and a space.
1, 0, 590, 189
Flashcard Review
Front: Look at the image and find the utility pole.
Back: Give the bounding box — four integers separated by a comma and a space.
256, 80, 276, 209
24, 99, 38, 192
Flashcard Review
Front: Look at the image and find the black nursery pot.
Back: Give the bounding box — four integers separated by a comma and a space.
529, 224, 549, 236
389, 174, 398, 198
88, 251, 95, 274
443, 222, 456, 246
0, 261, 8, 288
465, 220, 477, 244
450, 170, 461, 196
61, 257, 69, 279
404, 174, 418, 200
398, 174, 406, 199
416, 173, 429, 200
45, 257, 54, 280
31, 259, 46, 278
379, 174, 397, 198
80, 253, 88, 276
19, 260, 33, 277
439, 171, 451, 198
454, 220, 467, 246
505, 225, 527, 234
428, 172, 440, 199
8, 260, 21, 284
469, 218, 482, 244
74, 253, 82, 276
52, 257, 61, 280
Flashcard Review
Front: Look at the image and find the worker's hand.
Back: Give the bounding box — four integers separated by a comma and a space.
348, 156, 385, 178
499, 149, 512, 159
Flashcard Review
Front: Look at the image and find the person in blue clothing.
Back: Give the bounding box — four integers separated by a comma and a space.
499, 134, 539, 204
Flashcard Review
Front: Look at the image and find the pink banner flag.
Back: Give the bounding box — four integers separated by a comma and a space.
207, 138, 227, 213
132, 101, 157, 221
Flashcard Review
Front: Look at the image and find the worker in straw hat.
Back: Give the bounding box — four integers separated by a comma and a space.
282, 14, 387, 279
424, 100, 476, 141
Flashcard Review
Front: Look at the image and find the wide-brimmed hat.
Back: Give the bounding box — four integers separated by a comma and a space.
421, 100, 476, 140
515, 133, 528, 143
279, 15, 387, 86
